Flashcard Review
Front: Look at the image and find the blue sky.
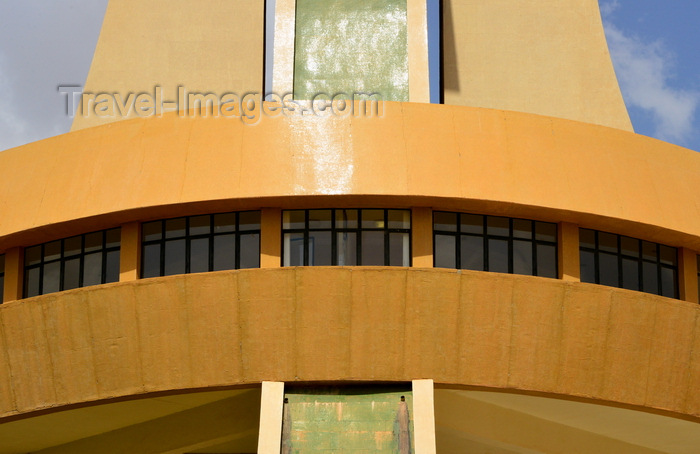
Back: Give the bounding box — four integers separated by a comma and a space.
0, 0, 697, 152
600, 0, 700, 150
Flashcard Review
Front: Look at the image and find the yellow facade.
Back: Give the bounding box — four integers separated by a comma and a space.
1, 0, 699, 453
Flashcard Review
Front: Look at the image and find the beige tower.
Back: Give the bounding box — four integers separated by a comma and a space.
1, 1, 699, 453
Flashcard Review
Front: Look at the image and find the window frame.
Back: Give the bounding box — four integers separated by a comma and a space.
281, 209, 412, 267
579, 229, 678, 298
23, 228, 121, 298
432, 211, 558, 278
140, 211, 261, 278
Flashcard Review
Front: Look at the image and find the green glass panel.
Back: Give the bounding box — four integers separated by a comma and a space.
294, 0, 409, 102
284, 387, 414, 453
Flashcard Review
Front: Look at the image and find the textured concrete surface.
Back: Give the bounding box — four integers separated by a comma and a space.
0, 267, 698, 421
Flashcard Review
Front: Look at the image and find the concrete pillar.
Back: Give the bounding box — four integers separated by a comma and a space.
407, 0, 430, 102
119, 222, 141, 282
272, 0, 296, 95
2, 247, 23, 302
558, 222, 580, 282
679, 248, 699, 304
412, 207, 433, 268
261, 208, 282, 268
412, 379, 437, 454
257, 381, 285, 454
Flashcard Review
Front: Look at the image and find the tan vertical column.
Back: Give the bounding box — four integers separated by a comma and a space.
407, 0, 430, 102
261, 208, 282, 268
679, 248, 699, 304
558, 222, 580, 282
272, 0, 296, 95
2, 247, 23, 302
119, 222, 141, 282
412, 207, 433, 267
412, 379, 437, 454
258, 381, 285, 454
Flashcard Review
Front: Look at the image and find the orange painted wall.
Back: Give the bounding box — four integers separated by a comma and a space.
0, 268, 698, 421
0, 103, 698, 253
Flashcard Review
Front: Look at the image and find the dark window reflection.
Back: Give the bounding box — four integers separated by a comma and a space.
164, 239, 186, 276
240, 233, 260, 269
83, 252, 103, 286
579, 228, 678, 299
488, 238, 509, 273
361, 231, 384, 266
23, 228, 121, 297
142, 211, 260, 277
461, 236, 484, 271
599, 253, 618, 287
435, 235, 456, 269
434, 212, 557, 278
282, 209, 410, 267
213, 234, 236, 270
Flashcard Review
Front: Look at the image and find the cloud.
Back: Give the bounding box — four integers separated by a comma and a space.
0, 53, 30, 151
601, 2, 699, 143
0, 0, 108, 152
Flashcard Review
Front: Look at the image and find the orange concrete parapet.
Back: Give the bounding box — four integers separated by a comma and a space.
0, 103, 698, 253
1, 268, 698, 422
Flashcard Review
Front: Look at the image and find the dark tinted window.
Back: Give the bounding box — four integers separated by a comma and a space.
282, 209, 411, 266
141, 211, 260, 278
23, 229, 121, 298
433, 212, 557, 278
579, 229, 678, 298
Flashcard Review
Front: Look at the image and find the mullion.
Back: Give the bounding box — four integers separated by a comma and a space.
39, 244, 45, 295
209, 215, 215, 272
79, 234, 86, 288
59, 239, 65, 292
384, 210, 389, 266
594, 231, 600, 284
482, 217, 489, 272
357, 211, 363, 265
508, 219, 513, 274
100, 230, 107, 285
331, 209, 337, 265
185, 218, 191, 274
532, 235, 538, 277
655, 244, 663, 296
616, 235, 622, 289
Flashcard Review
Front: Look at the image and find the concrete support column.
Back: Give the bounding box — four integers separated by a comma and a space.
119, 222, 141, 282
679, 248, 699, 304
558, 222, 580, 282
261, 208, 282, 268
257, 381, 285, 454
407, 0, 430, 102
2, 247, 23, 302
412, 379, 437, 454
272, 0, 296, 95
412, 207, 433, 268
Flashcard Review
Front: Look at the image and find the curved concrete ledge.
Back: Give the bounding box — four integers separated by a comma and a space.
1, 267, 698, 421
1, 103, 698, 251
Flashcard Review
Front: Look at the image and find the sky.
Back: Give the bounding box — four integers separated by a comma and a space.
0, 0, 698, 152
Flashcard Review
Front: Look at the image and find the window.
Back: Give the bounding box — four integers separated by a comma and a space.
0, 254, 5, 303
141, 211, 260, 278
24, 229, 121, 298
282, 209, 411, 266
579, 229, 678, 298
433, 212, 558, 278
